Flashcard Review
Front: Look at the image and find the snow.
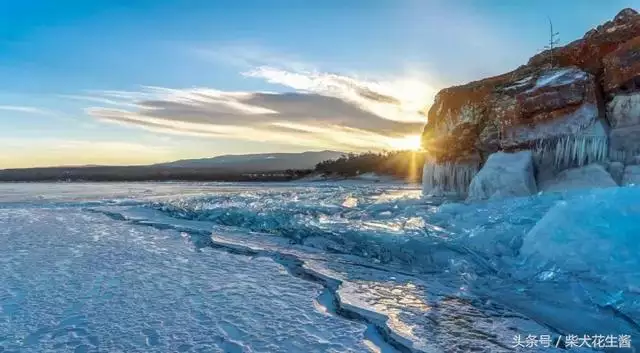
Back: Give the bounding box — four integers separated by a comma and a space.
467, 151, 537, 201
2, 182, 636, 352
458, 104, 479, 124
530, 68, 588, 90
606, 24, 628, 33
504, 76, 534, 91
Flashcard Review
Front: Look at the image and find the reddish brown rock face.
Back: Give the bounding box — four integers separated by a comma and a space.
515, 71, 589, 119
502, 69, 605, 149
422, 8, 640, 163
603, 36, 640, 95
422, 67, 603, 159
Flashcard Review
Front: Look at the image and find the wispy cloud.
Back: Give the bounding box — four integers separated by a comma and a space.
0, 105, 52, 115
83, 50, 434, 151
58, 94, 140, 108
192, 43, 313, 72
244, 66, 434, 123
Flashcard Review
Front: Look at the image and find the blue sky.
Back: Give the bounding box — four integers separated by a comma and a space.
0, 0, 636, 168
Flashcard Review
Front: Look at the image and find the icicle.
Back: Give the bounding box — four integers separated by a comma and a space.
608, 148, 640, 164
422, 160, 480, 195
534, 135, 608, 171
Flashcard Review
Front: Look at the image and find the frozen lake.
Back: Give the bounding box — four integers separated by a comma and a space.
0, 182, 638, 352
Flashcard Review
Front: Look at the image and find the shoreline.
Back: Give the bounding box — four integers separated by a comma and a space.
0, 172, 417, 184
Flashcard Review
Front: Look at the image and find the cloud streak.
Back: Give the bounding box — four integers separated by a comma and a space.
243, 66, 433, 123
0, 105, 52, 115
84, 58, 434, 151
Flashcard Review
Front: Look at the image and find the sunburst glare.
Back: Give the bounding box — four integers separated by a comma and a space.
388, 134, 422, 151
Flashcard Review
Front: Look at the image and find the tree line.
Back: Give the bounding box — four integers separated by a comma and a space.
313, 150, 427, 182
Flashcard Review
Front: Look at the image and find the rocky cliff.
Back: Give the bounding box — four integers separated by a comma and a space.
422, 8, 640, 196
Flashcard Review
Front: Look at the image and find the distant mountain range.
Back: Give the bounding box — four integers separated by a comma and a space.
153, 150, 345, 172
0, 150, 347, 182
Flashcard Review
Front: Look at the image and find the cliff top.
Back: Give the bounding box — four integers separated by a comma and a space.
428, 8, 640, 118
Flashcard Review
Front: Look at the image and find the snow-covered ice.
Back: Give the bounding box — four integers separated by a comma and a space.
530, 68, 588, 90
0, 208, 370, 353
0, 182, 637, 352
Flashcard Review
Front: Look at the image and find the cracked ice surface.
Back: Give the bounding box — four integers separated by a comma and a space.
0, 208, 370, 353
200, 232, 576, 353
1, 182, 636, 352
80, 204, 574, 353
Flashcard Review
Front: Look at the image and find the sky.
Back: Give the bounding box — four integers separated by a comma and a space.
0, 0, 636, 168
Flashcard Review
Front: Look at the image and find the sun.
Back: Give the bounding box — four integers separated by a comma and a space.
388, 135, 422, 151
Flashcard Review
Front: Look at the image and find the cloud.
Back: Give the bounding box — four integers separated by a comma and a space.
0, 105, 52, 115
243, 66, 433, 123
84, 59, 434, 151
192, 43, 313, 72
58, 94, 141, 108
